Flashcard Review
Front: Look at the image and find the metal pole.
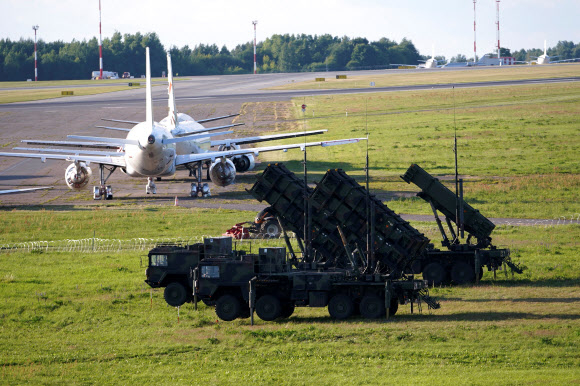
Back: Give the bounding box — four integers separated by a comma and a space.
33, 25, 39, 81
453, 86, 460, 240
496, 0, 501, 59
99, 0, 103, 79
302, 98, 309, 261
473, 0, 477, 62
252, 21, 258, 74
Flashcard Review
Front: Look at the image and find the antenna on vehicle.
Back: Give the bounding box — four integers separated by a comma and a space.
302, 96, 310, 261
365, 98, 373, 272
453, 86, 464, 240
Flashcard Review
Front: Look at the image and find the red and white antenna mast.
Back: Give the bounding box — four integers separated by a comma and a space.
473, 0, 477, 62
252, 20, 258, 74
32, 25, 39, 81
98, 0, 103, 79
496, 0, 501, 59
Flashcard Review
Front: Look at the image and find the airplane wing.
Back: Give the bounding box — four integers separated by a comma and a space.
0, 187, 53, 195
21, 140, 122, 149
67, 135, 139, 146
197, 114, 240, 124
101, 118, 140, 125
14, 147, 124, 156
96, 126, 132, 132
174, 123, 244, 137
0, 151, 126, 168
163, 131, 233, 145
175, 137, 366, 166
210, 130, 328, 147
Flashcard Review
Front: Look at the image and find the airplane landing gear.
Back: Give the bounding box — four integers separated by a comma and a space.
94, 164, 116, 200
189, 161, 211, 198
93, 185, 113, 200
146, 177, 157, 194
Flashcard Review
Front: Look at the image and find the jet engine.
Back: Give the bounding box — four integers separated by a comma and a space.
209, 158, 236, 187
232, 154, 255, 172
218, 144, 240, 152
65, 162, 92, 190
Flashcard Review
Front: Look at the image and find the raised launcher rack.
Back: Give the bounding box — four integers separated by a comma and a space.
401, 164, 523, 284
248, 163, 312, 240
401, 164, 494, 249
249, 164, 430, 278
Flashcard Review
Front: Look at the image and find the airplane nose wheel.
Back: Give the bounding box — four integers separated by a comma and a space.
146, 177, 157, 194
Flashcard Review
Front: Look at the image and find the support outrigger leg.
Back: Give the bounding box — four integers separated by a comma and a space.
93, 164, 116, 200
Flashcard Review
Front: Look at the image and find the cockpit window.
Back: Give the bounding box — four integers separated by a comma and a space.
150, 254, 168, 267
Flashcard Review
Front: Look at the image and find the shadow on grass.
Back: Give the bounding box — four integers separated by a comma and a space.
471, 278, 580, 287
278, 310, 579, 325
439, 297, 580, 304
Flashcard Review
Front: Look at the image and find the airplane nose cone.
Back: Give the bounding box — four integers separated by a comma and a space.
147, 135, 155, 144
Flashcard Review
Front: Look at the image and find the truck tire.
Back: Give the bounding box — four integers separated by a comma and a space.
280, 302, 295, 319
389, 298, 399, 316
359, 295, 385, 319
164, 282, 188, 307
328, 294, 354, 320
260, 220, 281, 238
423, 262, 447, 286
255, 295, 282, 321
215, 294, 241, 321
451, 262, 475, 284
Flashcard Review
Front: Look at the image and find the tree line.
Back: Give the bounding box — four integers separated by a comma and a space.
1, 31, 579, 81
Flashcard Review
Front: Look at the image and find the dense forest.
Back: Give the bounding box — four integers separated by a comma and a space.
1, 31, 579, 81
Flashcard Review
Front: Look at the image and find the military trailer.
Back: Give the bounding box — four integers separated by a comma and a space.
401, 164, 521, 285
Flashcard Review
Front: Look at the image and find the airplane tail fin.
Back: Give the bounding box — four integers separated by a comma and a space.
544, 40, 547, 55
167, 52, 178, 129
145, 47, 154, 129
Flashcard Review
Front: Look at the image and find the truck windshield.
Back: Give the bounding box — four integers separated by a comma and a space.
150, 254, 168, 266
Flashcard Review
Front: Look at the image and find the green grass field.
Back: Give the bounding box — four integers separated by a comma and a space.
270, 64, 580, 90
0, 70, 579, 383
0, 207, 578, 383
261, 81, 580, 219
0, 77, 188, 103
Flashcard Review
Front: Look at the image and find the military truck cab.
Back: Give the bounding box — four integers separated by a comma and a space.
145, 237, 234, 307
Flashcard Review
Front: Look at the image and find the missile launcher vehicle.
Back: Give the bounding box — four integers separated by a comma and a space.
401, 164, 522, 285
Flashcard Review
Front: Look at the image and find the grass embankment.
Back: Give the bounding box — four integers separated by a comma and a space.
269, 63, 580, 90
0, 86, 137, 104
0, 207, 578, 383
260, 81, 580, 219
0, 77, 190, 103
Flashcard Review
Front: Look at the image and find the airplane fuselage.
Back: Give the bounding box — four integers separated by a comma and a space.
160, 113, 213, 156
124, 122, 176, 177
537, 55, 550, 64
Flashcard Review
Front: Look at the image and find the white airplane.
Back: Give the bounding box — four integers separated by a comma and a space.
394, 46, 446, 69
418, 45, 448, 69
531, 41, 557, 65
0, 48, 365, 200
526, 40, 580, 65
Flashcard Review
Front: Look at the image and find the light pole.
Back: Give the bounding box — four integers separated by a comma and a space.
32, 25, 39, 81
252, 20, 258, 74
99, 0, 103, 79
